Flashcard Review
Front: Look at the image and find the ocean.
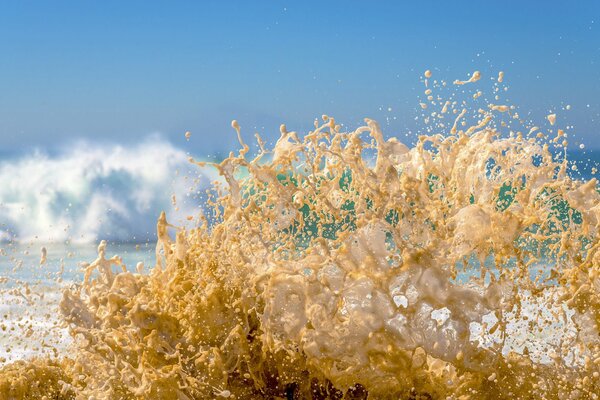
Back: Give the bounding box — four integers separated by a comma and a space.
0, 242, 155, 365
0, 95, 598, 396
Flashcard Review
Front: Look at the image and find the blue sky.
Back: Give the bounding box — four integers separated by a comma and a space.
1, 1, 599, 153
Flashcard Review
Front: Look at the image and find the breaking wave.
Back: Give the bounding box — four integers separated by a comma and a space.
0, 137, 217, 243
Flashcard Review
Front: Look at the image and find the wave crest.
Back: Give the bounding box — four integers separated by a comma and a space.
0, 137, 214, 243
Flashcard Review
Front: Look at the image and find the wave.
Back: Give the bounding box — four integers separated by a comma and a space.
1, 71, 599, 399
0, 136, 217, 243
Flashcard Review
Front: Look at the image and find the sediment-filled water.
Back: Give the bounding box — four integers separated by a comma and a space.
0, 71, 599, 399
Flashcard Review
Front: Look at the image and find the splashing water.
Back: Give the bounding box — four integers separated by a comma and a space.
1, 71, 599, 399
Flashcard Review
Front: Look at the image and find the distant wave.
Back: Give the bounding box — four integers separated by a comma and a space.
0, 136, 218, 243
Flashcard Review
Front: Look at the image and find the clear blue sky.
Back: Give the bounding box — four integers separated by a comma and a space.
1, 1, 599, 154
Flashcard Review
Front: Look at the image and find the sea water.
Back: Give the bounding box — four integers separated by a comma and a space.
0, 243, 153, 365
0, 71, 599, 399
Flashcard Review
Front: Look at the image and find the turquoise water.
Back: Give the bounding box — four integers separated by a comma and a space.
0, 242, 155, 286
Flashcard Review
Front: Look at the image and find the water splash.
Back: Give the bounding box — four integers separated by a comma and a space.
1, 71, 599, 399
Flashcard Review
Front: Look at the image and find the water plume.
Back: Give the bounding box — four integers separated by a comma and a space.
1, 71, 599, 399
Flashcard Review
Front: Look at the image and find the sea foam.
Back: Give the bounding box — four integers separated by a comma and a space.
0, 137, 217, 243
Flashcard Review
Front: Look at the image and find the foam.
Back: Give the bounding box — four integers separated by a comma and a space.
0, 137, 218, 243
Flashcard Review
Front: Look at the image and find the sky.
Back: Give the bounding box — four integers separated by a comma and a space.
0, 0, 599, 154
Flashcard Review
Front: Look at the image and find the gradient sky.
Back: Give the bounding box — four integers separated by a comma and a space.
1, 1, 599, 154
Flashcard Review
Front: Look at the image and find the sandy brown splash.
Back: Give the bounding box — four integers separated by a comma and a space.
1, 71, 599, 399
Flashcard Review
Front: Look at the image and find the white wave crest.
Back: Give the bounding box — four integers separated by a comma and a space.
0, 137, 216, 243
